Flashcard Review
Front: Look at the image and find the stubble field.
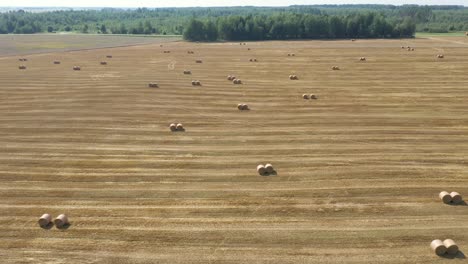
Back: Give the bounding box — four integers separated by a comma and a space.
0, 36, 467, 263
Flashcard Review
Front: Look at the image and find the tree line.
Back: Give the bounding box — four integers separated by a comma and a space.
183, 13, 416, 41
0, 5, 466, 36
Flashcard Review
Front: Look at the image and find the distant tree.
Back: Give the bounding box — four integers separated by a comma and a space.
82, 24, 89, 33
47, 26, 54, 32
100, 24, 107, 34
183, 19, 205, 41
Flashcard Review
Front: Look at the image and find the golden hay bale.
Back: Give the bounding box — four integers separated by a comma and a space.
431, 239, 447, 256
106, 55, 112, 58
227, 75, 235, 81
54, 214, 69, 228
196, 60, 203, 63
401, 46, 405, 49
247, 48, 251, 50
237, 104, 243, 110
411, 48, 415, 51
351, 39, 356, 41
437, 54, 444, 59
73, 66, 81, 71
450, 192, 462, 204
53, 60, 60, 64
443, 239, 459, 255
148, 82, 159, 88
466, 32, 468, 36
241, 104, 249, 110
249, 58, 253, 62
254, 58, 257, 62
332, 66, 340, 70
233, 79, 242, 84
18, 65, 26, 70
38, 214, 52, 227
265, 163, 274, 173
407, 47, 411, 51
310, 94, 317, 99
169, 123, 177, 131
100, 61, 107, 65
191, 80, 196, 85
176, 123, 184, 130
183, 70, 192, 74
439, 191, 452, 204
360, 57, 366, 61
302, 94, 309, 99
257, 164, 266, 175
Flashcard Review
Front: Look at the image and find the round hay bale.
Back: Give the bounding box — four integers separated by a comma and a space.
196, 80, 201, 86
443, 239, 459, 255
401, 46, 405, 49
233, 79, 241, 84
54, 214, 69, 228
466, 32, 468, 36
106, 55, 112, 58
407, 47, 411, 51
257, 164, 266, 175
247, 48, 251, 50
254, 58, 257, 62
437, 54, 444, 59
265, 163, 274, 173
183, 70, 192, 74
73, 66, 81, 71
430, 239, 447, 256
169, 123, 177, 131
439, 191, 452, 204
411, 48, 415, 51
148, 82, 158, 88
351, 39, 356, 41
191, 80, 196, 86
176, 123, 184, 130
288, 54, 291, 56
332, 66, 340, 70
18, 65, 26, 70
310, 94, 317, 99
241, 104, 249, 110
38, 214, 52, 227
360, 57, 366, 61
227, 75, 234, 81
450, 192, 462, 204
196, 60, 203, 63
53, 60, 61, 64
249, 58, 253, 62
100, 61, 107, 65
302, 94, 309, 99
237, 104, 243, 110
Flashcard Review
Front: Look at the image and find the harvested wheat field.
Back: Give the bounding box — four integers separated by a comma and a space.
0, 37, 468, 263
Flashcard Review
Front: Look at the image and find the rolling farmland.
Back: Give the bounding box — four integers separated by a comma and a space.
0, 36, 468, 263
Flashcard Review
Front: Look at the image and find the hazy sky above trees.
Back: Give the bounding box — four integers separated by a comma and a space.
2, 0, 467, 7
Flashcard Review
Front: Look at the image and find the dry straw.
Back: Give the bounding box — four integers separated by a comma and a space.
54, 214, 69, 228
430, 239, 447, 256
450, 192, 462, 204
443, 239, 459, 255
257, 165, 266, 175
38, 214, 52, 227
439, 191, 452, 204
169, 123, 177, 131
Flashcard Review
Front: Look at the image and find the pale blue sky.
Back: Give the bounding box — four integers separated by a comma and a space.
2, 0, 467, 7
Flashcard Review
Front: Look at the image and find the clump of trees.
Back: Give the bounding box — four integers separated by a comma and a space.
0, 5, 466, 36
183, 13, 416, 41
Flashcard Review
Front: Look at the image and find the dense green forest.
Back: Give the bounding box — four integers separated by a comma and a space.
0, 5, 467, 40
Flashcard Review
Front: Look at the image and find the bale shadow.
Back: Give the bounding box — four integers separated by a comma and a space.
40, 222, 54, 230
261, 170, 277, 177
441, 251, 465, 259
447, 201, 467, 206
56, 223, 71, 230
